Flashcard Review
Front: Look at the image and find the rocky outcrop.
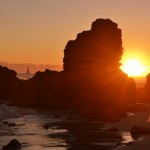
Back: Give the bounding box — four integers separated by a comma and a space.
137, 73, 150, 103
130, 125, 150, 136
62, 19, 136, 119
143, 73, 150, 102
0, 19, 136, 120
20, 69, 64, 108
106, 127, 119, 132
0, 66, 23, 102
2, 139, 22, 150
126, 103, 148, 112
63, 19, 123, 72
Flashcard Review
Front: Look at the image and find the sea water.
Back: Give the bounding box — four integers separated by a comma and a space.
0, 101, 147, 150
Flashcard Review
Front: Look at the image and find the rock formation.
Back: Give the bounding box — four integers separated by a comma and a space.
0, 19, 136, 120
62, 19, 136, 119
22, 69, 64, 108
63, 19, 123, 72
142, 73, 150, 102
2, 139, 22, 150
130, 125, 150, 136
0, 66, 23, 102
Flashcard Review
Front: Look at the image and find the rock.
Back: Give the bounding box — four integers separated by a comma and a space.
18, 124, 25, 126
54, 114, 62, 118
43, 124, 49, 130
0, 19, 137, 121
3, 121, 9, 125
2, 121, 17, 127
116, 142, 122, 146
126, 141, 134, 145
126, 103, 148, 112
2, 139, 22, 150
0, 66, 23, 104
8, 122, 16, 127
130, 125, 150, 135
63, 19, 123, 72
106, 127, 119, 132
144, 73, 150, 101
62, 18, 136, 119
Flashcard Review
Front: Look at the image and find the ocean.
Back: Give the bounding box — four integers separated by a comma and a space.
1, 101, 150, 150
0, 99, 137, 150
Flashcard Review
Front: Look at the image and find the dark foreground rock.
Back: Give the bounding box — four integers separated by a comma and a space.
106, 127, 119, 132
2, 139, 22, 150
130, 125, 150, 136
126, 103, 148, 112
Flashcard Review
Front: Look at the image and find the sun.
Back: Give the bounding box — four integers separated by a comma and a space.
121, 59, 147, 77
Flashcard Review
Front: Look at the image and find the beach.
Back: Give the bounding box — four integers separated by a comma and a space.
0, 102, 150, 150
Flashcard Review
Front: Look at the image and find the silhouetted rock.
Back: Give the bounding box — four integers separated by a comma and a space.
2, 121, 9, 125
106, 127, 119, 132
143, 73, 150, 102
62, 18, 136, 120
126, 103, 148, 112
8, 122, 16, 127
21, 69, 65, 109
0, 19, 137, 121
130, 125, 150, 136
2, 139, 22, 150
0, 66, 23, 102
63, 19, 122, 72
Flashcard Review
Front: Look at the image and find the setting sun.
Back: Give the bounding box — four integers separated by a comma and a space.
121, 59, 147, 77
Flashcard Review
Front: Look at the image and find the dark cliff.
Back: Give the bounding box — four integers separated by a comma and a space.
0, 66, 23, 101
62, 19, 136, 119
0, 19, 136, 120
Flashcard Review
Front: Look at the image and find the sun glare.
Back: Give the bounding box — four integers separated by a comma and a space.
121, 59, 147, 77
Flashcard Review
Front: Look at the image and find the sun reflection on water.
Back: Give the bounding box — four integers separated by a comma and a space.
121, 132, 133, 144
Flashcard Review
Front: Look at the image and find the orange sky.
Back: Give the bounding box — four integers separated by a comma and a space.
1, 0, 150, 72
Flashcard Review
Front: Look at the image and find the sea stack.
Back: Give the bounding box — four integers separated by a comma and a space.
62, 19, 136, 119
63, 19, 123, 72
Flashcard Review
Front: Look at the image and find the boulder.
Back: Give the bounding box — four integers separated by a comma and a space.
126, 103, 148, 112
2, 139, 22, 150
130, 125, 150, 135
106, 127, 119, 132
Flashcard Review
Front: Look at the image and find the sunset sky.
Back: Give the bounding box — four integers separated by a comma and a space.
1, 0, 150, 75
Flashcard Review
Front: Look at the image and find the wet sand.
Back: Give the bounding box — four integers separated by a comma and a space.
0, 104, 150, 150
